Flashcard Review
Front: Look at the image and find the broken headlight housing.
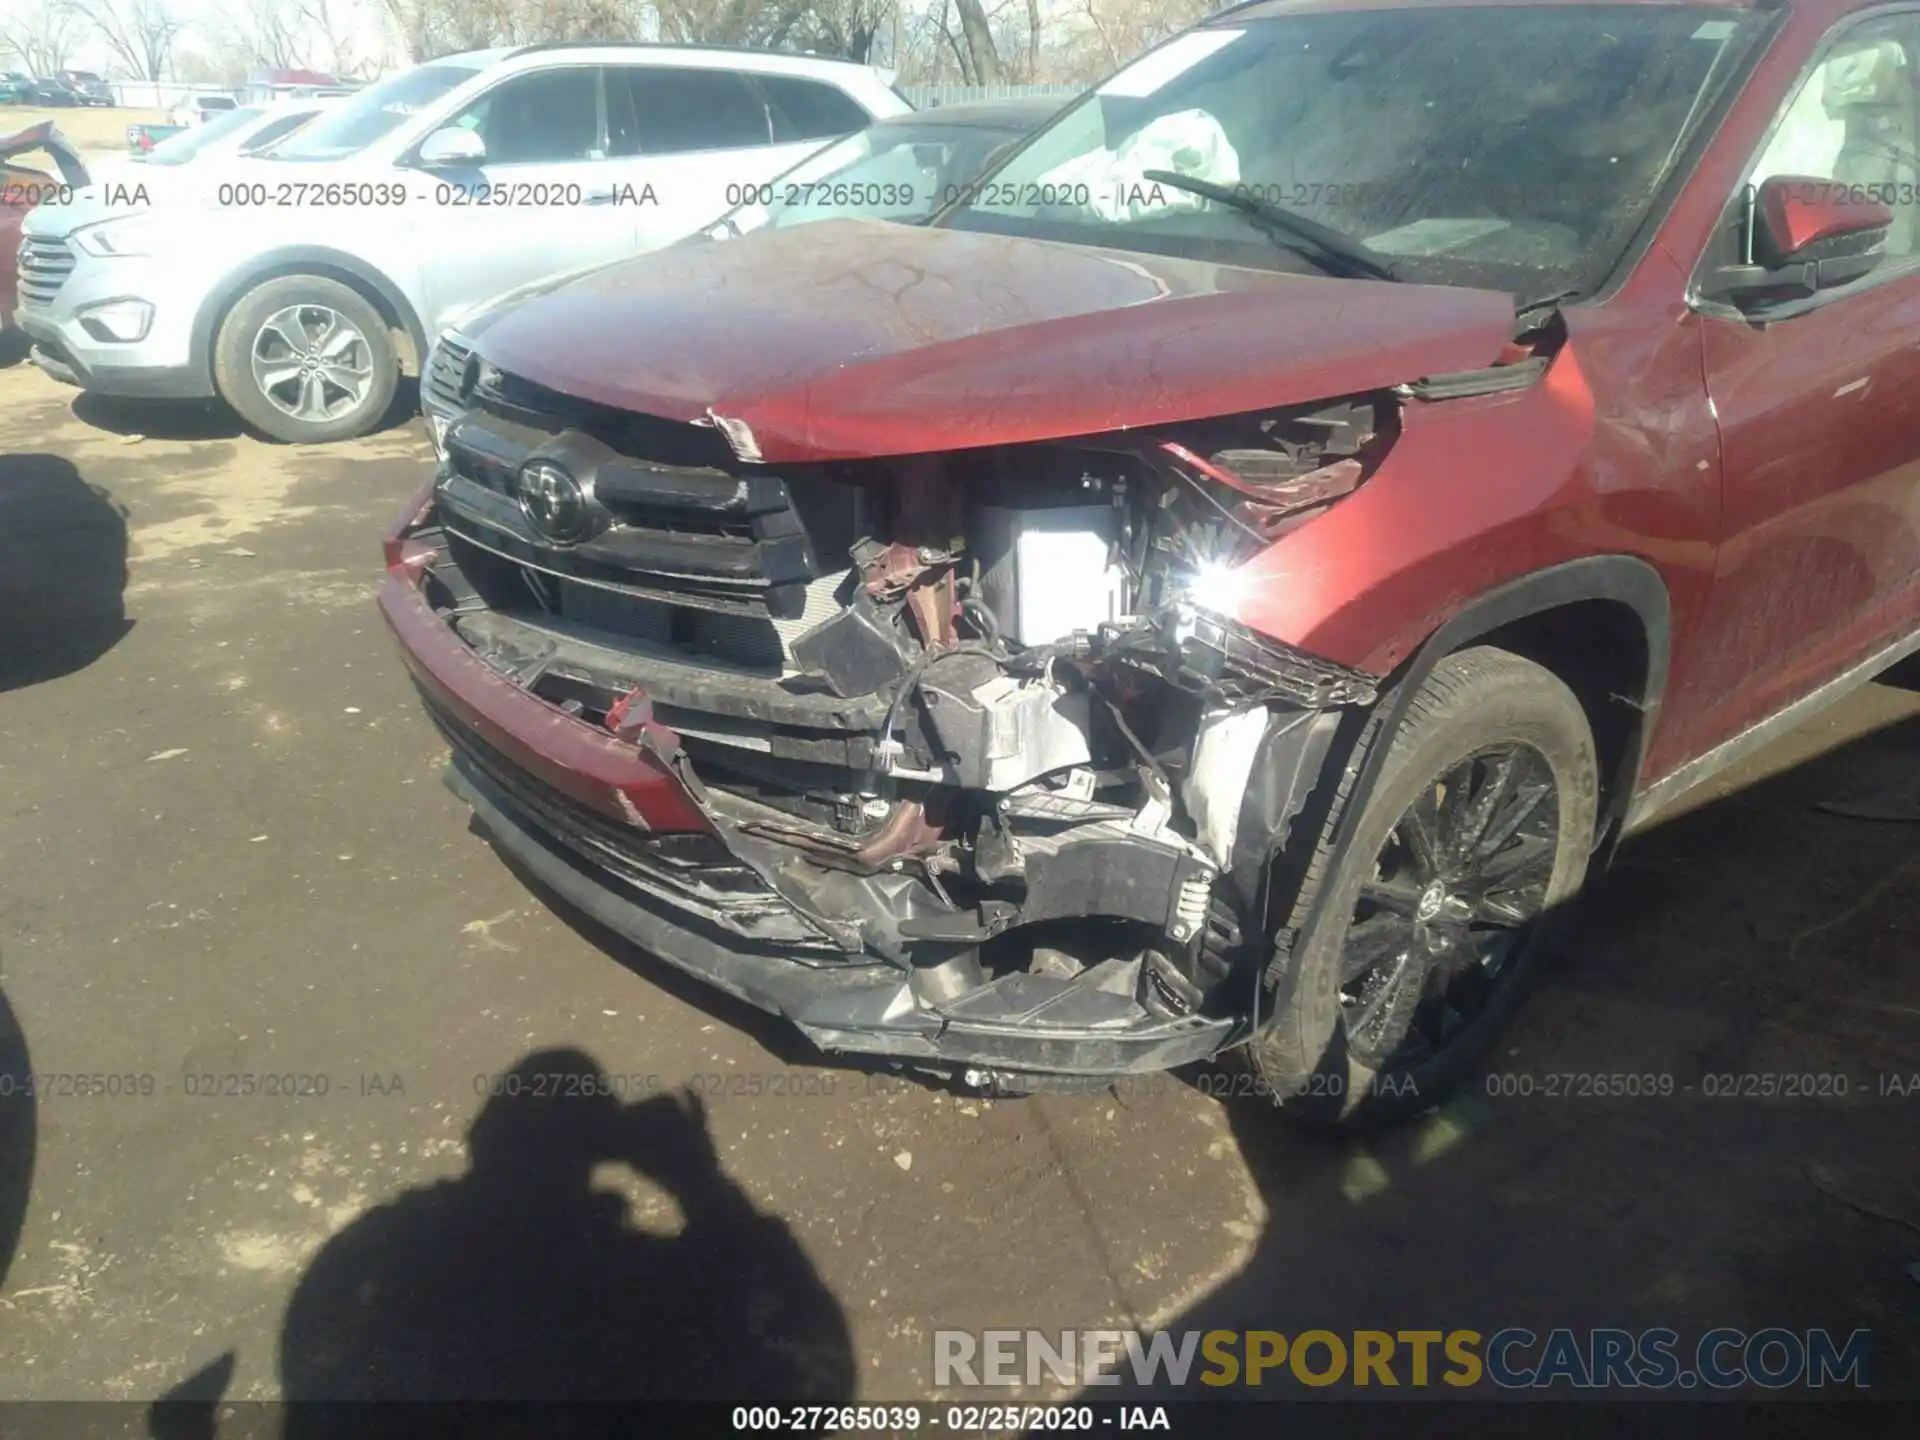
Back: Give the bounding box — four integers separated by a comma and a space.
1135, 394, 1394, 619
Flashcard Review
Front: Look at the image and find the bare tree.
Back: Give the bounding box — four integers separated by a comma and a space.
0, 0, 82, 74
222, 0, 313, 71
67, 0, 182, 79
1061, 0, 1212, 82
377, 0, 649, 62
292, 0, 361, 76
951, 0, 1000, 84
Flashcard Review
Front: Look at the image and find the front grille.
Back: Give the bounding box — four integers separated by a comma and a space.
421, 332, 472, 416
435, 368, 860, 671
475, 366, 735, 470
17, 238, 75, 306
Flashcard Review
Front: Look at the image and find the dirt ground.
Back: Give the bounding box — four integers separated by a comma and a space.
0, 103, 169, 158
0, 353, 1915, 1411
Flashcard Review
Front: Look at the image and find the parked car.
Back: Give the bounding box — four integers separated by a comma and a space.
125, 122, 185, 153
15, 44, 909, 441
0, 73, 37, 105
49, 71, 113, 107
239, 68, 351, 105
117, 100, 335, 171
168, 94, 239, 128
383, 0, 1920, 1125
419, 99, 1057, 443
1, 123, 88, 330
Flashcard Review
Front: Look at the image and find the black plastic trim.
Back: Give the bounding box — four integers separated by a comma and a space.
23, 332, 215, 398
1308, 555, 1670, 926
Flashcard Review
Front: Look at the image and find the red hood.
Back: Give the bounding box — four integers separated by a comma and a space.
469, 220, 1517, 463
0, 121, 89, 187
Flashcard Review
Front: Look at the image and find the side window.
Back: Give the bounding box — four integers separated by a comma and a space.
439, 68, 602, 166
607, 67, 772, 156
760, 76, 871, 142
241, 112, 313, 153
1751, 21, 1920, 261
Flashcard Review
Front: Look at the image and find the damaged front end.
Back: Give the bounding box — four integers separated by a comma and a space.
392, 366, 1390, 1087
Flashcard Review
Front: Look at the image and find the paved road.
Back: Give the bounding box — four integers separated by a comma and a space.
0, 358, 1913, 1405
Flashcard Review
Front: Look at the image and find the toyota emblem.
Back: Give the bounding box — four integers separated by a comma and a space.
517, 461, 589, 544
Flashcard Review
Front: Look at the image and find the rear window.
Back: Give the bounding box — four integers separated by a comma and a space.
608, 66, 773, 155
145, 106, 265, 164
760, 75, 872, 141
239, 110, 317, 153
201, 96, 238, 111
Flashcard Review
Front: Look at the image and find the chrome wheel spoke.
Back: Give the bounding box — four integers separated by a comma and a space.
1455, 751, 1516, 857
1340, 913, 1414, 985
1478, 776, 1552, 858
319, 361, 370, 399
1476, 832, 1555, 889
1345, 951, 1433, 1052
1399, 787, 1444, 879
259, 315, 308, 358
297, 371, 328, 420
1471, 890, 1534, 925
1359, 875, 1423, 916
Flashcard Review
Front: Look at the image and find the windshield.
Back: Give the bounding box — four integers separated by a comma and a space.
939, 7, 1764, 297
145, 106, 263, 165
713, 119, 1030, 237
269, 63, 477, 161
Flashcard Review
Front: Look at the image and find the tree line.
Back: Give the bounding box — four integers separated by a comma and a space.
0, 0, 1216, 88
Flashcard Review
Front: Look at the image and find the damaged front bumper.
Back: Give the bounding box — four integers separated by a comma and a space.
383, 382, 1390, 1086
382, 552, 1361, 1085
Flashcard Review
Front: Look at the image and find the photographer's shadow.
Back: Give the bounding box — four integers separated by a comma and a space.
277, 1048, 854, 1414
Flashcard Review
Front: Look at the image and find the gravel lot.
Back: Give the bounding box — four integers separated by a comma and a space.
0, 354, 1914, 1407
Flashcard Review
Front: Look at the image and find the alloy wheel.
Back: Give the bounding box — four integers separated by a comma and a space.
250, 304, 374, 424
1338, 743, 1560, 1069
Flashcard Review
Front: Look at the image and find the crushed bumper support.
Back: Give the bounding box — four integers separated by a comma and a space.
449, 757, 1234, 1078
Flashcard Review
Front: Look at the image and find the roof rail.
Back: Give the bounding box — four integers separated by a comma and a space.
508, 40, 873, 65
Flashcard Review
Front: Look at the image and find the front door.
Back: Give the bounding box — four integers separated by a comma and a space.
411, 64, 638, 335
1688, 13, 1920, 755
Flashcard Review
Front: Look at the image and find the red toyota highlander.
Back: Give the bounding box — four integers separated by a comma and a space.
384, 0, 1920, 1124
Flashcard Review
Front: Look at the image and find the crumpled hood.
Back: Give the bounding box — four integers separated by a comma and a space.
465, 219, 1518, 463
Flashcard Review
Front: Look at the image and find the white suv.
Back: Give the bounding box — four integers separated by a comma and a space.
16, 45, 906, 442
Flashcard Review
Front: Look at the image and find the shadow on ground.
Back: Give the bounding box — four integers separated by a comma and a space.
153, 1049, 853, 1431
0, 985, 33, 1293
0, 452, 129, 690
72, 378, 423, 445
1119, 707, 1920, 1404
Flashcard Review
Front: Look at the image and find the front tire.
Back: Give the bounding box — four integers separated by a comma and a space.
213, 275, 397, 443
1249, 647, 1598, 1127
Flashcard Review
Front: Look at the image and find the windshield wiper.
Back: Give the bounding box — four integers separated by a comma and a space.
1140, 169, 1399, 282
1515, 286, 1580, 327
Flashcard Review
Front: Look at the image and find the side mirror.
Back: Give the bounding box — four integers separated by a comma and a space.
1702, 174, 1892, 309
418, 126, 485, 167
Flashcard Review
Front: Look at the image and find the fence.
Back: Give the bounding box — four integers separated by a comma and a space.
100, 76, 1067, 113
898, 82, 1080, 109
108, 81, 239, 109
